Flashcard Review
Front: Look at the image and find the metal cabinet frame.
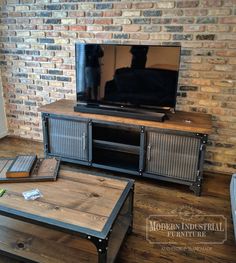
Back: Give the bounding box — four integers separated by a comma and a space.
42, 113, 208, 196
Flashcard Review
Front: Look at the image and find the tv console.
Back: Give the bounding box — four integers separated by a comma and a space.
74, 103, 166, 122
39, 99, 212, 196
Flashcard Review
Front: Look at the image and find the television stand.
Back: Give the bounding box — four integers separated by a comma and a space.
39, 99, 212, 196
74, 103, 166, 122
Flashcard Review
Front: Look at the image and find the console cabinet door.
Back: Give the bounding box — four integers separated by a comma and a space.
47, 117, 88, 161
145, 131, 201, 182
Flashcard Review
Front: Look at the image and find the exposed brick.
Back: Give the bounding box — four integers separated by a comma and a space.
94, 18, 112, 25
132, 18, 150, 24
48, 69, 63, 75
113, 33, 129, 39
52, 11, 67, 18
25, 100, 37, 106
44, 4, 61, 10
45, 19, 61, 24
185, 25, 205, 32
113, 3, 132, 9
104, 25, 122, 31
95, 32, 112, 39
207, 25, 230, 32
163, 9, 183, 16
87, 25, 103, 31
130, 33, 149, 40
184, 9, 208, 16
132, 3, 154, 9
103, 10, 122, 17
196, 17, 218, 24
61, 4, 77, 10
150, 33, 171, 40
39, 38, 54, 44
196, 34, 215, 40
37, 11, 52, 17
208, 8, 231, 16
96, 3, 112, 9
177, 1, 199, 8
46, 45, 61, 50
143, 10, 162, 17
172, 18, 195, 24
220, 17, 236, 24
123, 11, 141, 17
143, 25, 161, 32
217, 34, 236, 40
152, 18, 172, 24
123, 25, 141, 32
69, 25, 86, 31
68, 11, 84, 17
86, 11, 102, 17
201, 0, 222, 7
15, 5, 29, 11
173, 34, 193, 40
57, 76, 71, 82
61, 19, 76, 25
179, 86, 198, 91
156, 2, 175, 8
164, 26, 183, 32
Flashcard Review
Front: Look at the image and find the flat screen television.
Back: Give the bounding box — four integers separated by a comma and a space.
74, 43, 181, 121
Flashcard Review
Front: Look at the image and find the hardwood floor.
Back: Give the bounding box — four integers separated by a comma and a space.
0, 136, 235, 263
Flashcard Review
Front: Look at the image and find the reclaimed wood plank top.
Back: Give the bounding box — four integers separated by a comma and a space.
39, 99, 212, 134
0, 168, 129, 233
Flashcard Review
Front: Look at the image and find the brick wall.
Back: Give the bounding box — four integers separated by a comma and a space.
0, 0, 236, 174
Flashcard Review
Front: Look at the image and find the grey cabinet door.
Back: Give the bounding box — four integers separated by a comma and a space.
145, 131, 201, 182
48, 118, 88, 161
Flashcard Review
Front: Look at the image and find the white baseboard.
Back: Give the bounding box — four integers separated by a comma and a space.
0, 130, 8, 139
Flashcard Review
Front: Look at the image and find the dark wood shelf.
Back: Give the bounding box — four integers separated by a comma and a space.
93, 139, 140, 155
93, 148, 139, 172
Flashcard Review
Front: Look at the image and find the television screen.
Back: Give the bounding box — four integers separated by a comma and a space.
75, 43, 181, 110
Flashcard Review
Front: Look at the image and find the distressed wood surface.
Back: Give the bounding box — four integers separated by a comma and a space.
0, 168, 128, 232
0, 215, 98, 263
39, 99, 212, 134
0, 137, 235, 263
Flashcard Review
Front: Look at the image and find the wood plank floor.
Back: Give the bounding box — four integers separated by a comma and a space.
0, 136, 235, 263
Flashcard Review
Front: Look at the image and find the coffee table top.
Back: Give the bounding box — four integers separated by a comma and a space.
0, 166, 134, 239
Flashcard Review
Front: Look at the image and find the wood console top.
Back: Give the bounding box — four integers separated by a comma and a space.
39, 99, 212, 134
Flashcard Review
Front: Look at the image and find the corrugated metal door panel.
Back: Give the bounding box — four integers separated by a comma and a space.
48, 118, 88, 161
146, 132, 201, 182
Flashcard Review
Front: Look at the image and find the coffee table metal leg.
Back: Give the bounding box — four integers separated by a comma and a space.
98, 250, 107, 263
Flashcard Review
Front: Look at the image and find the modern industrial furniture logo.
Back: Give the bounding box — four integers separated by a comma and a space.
146, 205, 227, 245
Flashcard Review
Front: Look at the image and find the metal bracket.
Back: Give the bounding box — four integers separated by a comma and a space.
189, 180, 202, 196
141, 126, 145, 133
87, 235, 109, 253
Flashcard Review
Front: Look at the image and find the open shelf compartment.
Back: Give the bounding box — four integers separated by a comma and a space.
92, 148, 139, 172
93, 123, 140, 146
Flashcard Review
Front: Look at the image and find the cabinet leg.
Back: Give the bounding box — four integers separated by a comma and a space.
190, 182, 201, 196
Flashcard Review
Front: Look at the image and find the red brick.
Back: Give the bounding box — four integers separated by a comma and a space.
94, 18, 112, 24
69, 25, 86, 31
95, 32, 112, 39
220, 17, 236, 23
103, 10, 122, 17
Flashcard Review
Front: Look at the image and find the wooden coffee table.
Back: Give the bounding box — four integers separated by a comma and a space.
0, 167, 134, 263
